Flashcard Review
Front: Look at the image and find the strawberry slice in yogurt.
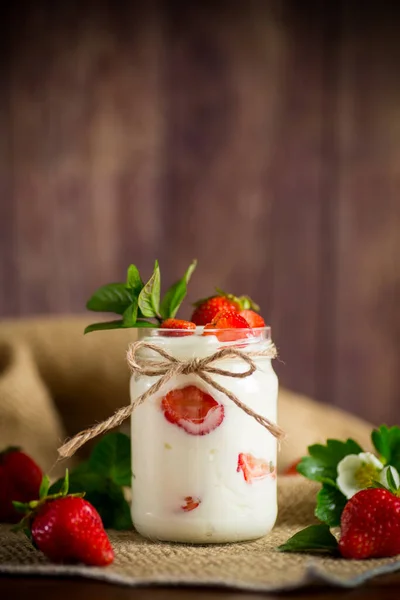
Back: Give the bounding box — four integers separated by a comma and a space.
161, 386, 224, 435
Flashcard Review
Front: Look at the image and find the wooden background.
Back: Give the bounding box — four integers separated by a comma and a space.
0, 0, 399, 425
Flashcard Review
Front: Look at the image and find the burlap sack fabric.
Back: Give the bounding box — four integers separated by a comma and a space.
1, 316, 398, 592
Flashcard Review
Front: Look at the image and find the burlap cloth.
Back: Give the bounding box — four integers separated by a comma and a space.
0, 316, 398, 591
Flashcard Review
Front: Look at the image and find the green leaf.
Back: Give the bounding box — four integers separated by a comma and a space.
60, 469, 69, 496
297, 438, 363, 484
84, 320, 125, 334
12, 501, 29, 514
138, 260, 161, 318
371, 425, 400, 471
385, 466, 399, 492
88, 432, 131, 487
86, 283, 134, 315
39, 475, 50, 499
122, 299, 138, 327
134, 320, 157, 328
49, 470, 132, 530
315, 483, 347, 526
278, 524, 338, 554
126, 265, 143, 293
160, 259, 197, 319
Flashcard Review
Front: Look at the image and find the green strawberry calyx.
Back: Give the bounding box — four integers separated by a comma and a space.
12, 470, 84, 537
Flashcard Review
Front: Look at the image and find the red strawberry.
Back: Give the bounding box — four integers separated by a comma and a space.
191, 296, 239, 326
31, 496, 114, 565
0, 448, 43, 523
283, 459, 301, 476
339, 488, 400, 559
203, 309, 252, 342
181, 496, 201, 512
16, 471, 114, 566
239, 309, 265, 328
160, 319, 196, 336
161, 385, 224, 435
237, 453, 276, 483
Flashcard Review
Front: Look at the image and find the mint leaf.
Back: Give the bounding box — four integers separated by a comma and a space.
278, 524, 338, 554
84, 320, 125, 334
315, 483, 347, 526
88, 432, 131, 487
123, 300, 138, 327
86, 283, 133, 315
372, 425, 400, 471
126, 265, 143, 293
297, 438, 363, 484
138, 260, 161, 318
160, 259, 197, 319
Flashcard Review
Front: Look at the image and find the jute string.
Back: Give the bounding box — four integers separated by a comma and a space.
58, 340, 285, 459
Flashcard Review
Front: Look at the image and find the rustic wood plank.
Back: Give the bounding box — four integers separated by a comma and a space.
335, 3, 400, 424
8, 1, 162, 314
161, 0, 285, 315
267, 1, 327, 400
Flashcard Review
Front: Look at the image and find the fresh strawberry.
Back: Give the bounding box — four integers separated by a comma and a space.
191, 296, 239, 326
161, 385, 224, 435
239, 309, 265, 328
191, 289, 260, 326
15, 471, 114, 566
339, 488, 400, 559
31, 496, 114, 565
181, 496, 201, 512
283, 459, 301, 476
237, 453, 276, 483
160, 319, 196, 336
203, 309, 252, 342
0, 448, 43, 523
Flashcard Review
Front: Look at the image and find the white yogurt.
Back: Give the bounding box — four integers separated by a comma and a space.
130, 330, 278, 543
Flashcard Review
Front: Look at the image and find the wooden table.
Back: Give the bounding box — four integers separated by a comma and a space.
2, 575, 400, 599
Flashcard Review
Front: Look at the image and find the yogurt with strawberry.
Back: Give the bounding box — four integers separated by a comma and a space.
130, 327, 278, 543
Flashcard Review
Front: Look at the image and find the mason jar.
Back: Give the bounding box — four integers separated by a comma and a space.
130, 326, 279, 543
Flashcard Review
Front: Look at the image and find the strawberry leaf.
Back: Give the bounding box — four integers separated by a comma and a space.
88, 432, 131, 487
371, 425, 400, 471
297, 439, 363, 484
278, 524, 338, 554
160, 259, 197, 319
315, 483, 347, 526
84, 320, 125, 334
138, 260, 161, 319
86, 283, 134, 315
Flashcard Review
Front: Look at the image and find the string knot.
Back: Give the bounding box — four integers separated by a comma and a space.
58, 338, 284, 459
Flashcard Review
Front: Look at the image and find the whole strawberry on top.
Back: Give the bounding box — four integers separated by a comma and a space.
0, 447, 43, 523
203, 309, 253, 342
191, 289, 261, 326
14, 471, 114, 566
339, 487, 400, 559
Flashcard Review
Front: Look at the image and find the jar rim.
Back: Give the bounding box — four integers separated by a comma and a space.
145, 325, 272, 340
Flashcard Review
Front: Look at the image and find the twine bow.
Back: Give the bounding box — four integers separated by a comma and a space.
58, 340, 285, 459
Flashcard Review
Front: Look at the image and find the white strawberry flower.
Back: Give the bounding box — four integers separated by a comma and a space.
336, 452, 399, 499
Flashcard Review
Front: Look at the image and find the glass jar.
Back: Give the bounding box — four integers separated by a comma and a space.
130, 326, 278, 544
